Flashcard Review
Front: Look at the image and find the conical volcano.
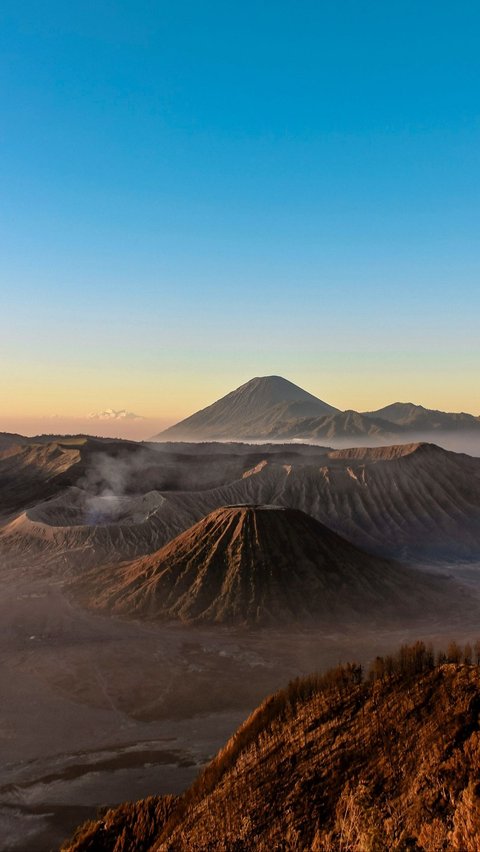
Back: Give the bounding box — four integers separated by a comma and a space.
154, 375, 338, 440
71, 505, 452, 625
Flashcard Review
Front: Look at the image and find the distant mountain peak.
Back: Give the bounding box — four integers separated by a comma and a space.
217, 374, 328, 400
154, 375, 338, 441
365, 401, 480, 431
151, 377, 480, 444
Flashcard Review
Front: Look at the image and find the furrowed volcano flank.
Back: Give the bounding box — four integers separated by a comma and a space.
70, 505, 449, 626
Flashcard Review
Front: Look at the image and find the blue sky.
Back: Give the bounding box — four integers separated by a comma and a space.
1, 1, 479, 433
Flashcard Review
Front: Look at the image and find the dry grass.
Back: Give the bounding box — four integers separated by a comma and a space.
63, 642, 480, 851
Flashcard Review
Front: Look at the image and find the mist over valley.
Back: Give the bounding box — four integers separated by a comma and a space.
2, 378, 480, 848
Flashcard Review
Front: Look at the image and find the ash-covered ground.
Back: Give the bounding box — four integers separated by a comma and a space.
1, 562, 479, 851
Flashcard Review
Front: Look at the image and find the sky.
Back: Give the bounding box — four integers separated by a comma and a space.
1, 1, 480, 438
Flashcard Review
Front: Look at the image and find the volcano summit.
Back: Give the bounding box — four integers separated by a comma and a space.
156, 375, 338, 441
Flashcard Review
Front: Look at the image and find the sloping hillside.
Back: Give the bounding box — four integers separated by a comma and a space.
365, 401, 480, 431
156, 375, 338, 441
3, 442, 480, 569
69, 505, 452, 625
62, 644, 480, 851
213, 442, 480, 561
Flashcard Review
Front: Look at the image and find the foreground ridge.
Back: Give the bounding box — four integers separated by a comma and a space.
63, 641, 480, 851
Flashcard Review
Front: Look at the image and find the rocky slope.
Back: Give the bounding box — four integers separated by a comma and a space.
0, 436, 330, 516
62, 646, 480, 851
3, 441, 480, 570
0, 437, 149, 514
69, 505, 454, 626
213, 442, 480, 561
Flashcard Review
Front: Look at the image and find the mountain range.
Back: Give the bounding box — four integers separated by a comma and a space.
155, 375, 480, 444
3, 438, 480, 567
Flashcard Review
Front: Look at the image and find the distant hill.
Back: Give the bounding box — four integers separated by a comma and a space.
69, 504, 458, 626
364, 401, 480, 432
153, 376, 480, 443
62, 647, 480, 851
0, 431, 29, 452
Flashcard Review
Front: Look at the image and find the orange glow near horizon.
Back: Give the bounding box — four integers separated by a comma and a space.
2, 366, 479, 440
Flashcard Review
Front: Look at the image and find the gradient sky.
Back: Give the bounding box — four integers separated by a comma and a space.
1, 1, 480, 438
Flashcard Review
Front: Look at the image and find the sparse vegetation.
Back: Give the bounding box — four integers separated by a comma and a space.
61, 795, 178, 852
62, 641, 480, 851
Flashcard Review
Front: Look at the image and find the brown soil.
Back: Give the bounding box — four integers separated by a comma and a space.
63, 653, 480, 851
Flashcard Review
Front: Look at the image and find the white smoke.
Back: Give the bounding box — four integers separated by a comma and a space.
79, 448, 159, 524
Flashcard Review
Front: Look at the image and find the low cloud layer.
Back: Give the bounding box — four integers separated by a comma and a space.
88, 408, 144, 422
